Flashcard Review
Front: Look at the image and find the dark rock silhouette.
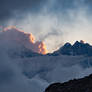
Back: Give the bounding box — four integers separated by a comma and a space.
45, 74, 92, 92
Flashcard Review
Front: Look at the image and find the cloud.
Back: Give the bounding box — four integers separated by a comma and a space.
0, 49, 49, 92
0, 26, 48, 54
0, 0, 48, 24
0, 52, 31, 92
1, 0, 92, 52
11, 6, 92, 52
1, 0, 92, 24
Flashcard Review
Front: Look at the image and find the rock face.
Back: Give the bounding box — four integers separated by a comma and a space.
45, 74, 92, 92
51, 41, 92, 56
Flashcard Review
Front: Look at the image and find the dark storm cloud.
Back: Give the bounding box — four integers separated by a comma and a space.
83, 0, 92, 14
0, 0, 92, 24
47, 0, 77, 13
46, 0, 92, 14
0, 0, 48, 22
0, 0, 90, 24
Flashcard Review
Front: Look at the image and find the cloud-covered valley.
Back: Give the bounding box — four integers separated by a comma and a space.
1, 0, 92, 92
0, 26, 92, 92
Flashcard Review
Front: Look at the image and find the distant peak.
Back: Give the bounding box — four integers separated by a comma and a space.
52, 40, 92, 56
74, 41, 79, 44
64, 42, 71, 46
80, 40, 85, 44
73, 40, 85, 46
74, 40, 85, 44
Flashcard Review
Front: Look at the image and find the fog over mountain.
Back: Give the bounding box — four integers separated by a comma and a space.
1, 0, 92, 92
0, 27, 92, 92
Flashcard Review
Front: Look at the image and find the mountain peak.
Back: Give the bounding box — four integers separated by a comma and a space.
80, 40, 85, 44
63, 42, 72, 47
52, 41, 92, 56
73, 40, 85, 46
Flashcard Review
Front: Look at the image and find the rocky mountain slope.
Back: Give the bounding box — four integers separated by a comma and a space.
50, 40, 92, 56
45, 74, 92, 92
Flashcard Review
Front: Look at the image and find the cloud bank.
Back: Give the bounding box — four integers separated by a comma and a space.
0, 49, 49, 92
0, 26, 48, 54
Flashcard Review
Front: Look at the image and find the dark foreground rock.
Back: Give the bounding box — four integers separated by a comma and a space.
45, 74, 92, 92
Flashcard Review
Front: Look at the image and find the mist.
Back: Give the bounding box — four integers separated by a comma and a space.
0, 44, 48, 92
1, 0, 92, 52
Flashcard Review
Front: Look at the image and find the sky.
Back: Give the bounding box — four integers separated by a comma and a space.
0, 0, 92, 52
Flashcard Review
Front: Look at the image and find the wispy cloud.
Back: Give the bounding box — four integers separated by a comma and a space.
1, 0, 92, 52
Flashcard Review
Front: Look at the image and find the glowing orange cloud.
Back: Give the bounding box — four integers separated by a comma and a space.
1, 26, 48, 54
29, 33, 35, 43
35, 41, 48, 54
